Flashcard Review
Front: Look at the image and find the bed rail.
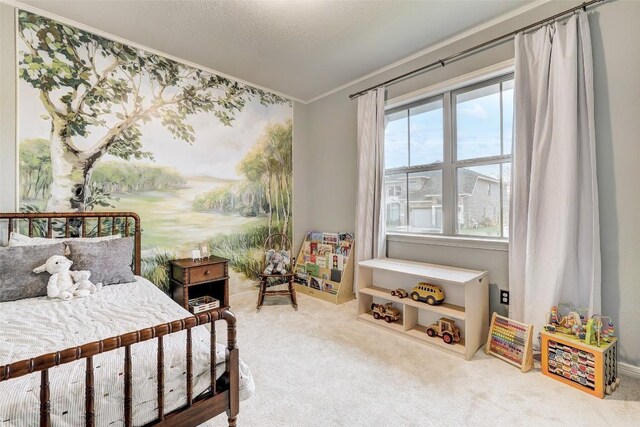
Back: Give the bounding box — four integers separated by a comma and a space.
0, 212, 141, 275
0, 309, 239, 427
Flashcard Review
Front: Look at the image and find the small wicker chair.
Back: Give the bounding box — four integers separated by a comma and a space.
256, 233, 298, 311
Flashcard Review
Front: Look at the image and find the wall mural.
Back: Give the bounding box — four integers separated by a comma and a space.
17, 10, 293, 290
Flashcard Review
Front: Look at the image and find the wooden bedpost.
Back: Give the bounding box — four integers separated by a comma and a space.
186, 328, 193, 407
157, 335, 165, 421
223, 309, 239, 427
124, 345, 132, 427
40, 369, 51, 427
210, 313, 217, 396
86, 356, 95, 427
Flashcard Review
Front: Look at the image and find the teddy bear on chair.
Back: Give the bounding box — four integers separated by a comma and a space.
33, 255, 102, 301
263, 249, 291, 275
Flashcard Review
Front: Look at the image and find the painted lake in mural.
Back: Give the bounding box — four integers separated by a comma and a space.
108, 176, 267, 252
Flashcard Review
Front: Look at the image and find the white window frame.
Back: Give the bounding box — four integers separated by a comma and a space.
384, 61, 514, 251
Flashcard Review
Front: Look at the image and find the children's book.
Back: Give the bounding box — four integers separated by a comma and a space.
310, 242, 318, 255
303, 241, 311, 255
330, 254, 345, 270
317, 244, 333, 257
309, 277, 323, 290
309, 232, 323, 242
339, 232, 354, 242
306, 263, 319, 278
330, 269, 342, 283
317, 255, 328, 268
323, 232, 339, 244
323, 282, 334, 293
335, 242, 351, 257
318, 267, 331, 280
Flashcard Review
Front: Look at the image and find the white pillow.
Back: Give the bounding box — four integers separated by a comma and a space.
8, 231, 121, 247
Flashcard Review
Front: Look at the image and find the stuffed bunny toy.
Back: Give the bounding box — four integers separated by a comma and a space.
263, 249, 291, 275
33, 255, 102, 301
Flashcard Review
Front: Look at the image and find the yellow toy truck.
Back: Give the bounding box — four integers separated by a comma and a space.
410, 282, 445, 305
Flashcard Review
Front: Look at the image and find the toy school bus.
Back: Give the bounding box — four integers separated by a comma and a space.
410, 282, 445, 305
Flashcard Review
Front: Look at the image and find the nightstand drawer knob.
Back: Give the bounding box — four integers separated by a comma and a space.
204, 270, 211, 275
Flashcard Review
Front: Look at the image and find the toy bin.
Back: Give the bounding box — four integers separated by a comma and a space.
540, 330, 619, 398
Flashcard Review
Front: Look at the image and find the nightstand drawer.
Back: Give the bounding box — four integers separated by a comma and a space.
189, 263, 225, 284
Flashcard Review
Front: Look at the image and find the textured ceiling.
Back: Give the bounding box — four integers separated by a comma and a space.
19, 0, 534, 102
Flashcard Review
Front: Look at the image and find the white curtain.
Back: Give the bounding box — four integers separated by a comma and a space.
510, 11, 601, 333
354, 88, 386, 290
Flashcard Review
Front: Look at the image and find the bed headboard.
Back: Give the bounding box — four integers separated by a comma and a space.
0, 212, 141, 275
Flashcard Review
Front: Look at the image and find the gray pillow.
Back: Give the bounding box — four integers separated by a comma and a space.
67, 237, 135, 286
0, 243, 67, 302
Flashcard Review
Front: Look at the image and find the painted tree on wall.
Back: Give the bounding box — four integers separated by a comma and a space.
18, 11, 286, 211
239, 120, 293, 234
193, 120, 292, 235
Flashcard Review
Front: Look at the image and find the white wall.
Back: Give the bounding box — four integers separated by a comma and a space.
304, 0, 640, 367
292, 101, 309, 255
589, 2, 640, 368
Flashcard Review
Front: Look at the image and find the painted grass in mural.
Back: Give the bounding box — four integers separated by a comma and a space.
17, 11, 293, 290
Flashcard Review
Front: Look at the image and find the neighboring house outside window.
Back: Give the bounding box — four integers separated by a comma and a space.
384, 72, 513, 239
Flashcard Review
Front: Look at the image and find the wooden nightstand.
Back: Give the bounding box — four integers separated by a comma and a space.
169, 256, 230, 313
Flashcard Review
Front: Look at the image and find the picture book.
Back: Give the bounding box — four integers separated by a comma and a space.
339, 232, 354, 242
310, 254, 317, 264
331, 254, 345, 270
323, 282, 335, 294
309, 231, 323, 242
317, 243, 334, 256
335, 242, 351, 257
306, 263, 320, 277
316, 255, 328, 268
330, 269, 342, 283
310, 242, 318, 255
309, 277, 323, 290
323, 232, 339, 244
318, 267, 331, 280
303, 241, 311, 255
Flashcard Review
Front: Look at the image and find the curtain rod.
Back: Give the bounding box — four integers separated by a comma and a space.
348, 0, 607, 100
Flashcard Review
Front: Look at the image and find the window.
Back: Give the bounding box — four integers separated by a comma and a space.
384, 73, 513, 239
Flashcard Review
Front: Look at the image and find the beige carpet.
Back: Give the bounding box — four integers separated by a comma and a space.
203, 289, 640, 427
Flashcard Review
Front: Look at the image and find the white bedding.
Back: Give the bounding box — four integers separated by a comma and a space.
0, 276, 254, 426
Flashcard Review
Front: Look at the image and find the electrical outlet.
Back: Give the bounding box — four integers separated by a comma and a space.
500, 290, 509, 305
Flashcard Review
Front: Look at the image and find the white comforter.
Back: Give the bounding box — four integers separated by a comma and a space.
0, 277, 254, 426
